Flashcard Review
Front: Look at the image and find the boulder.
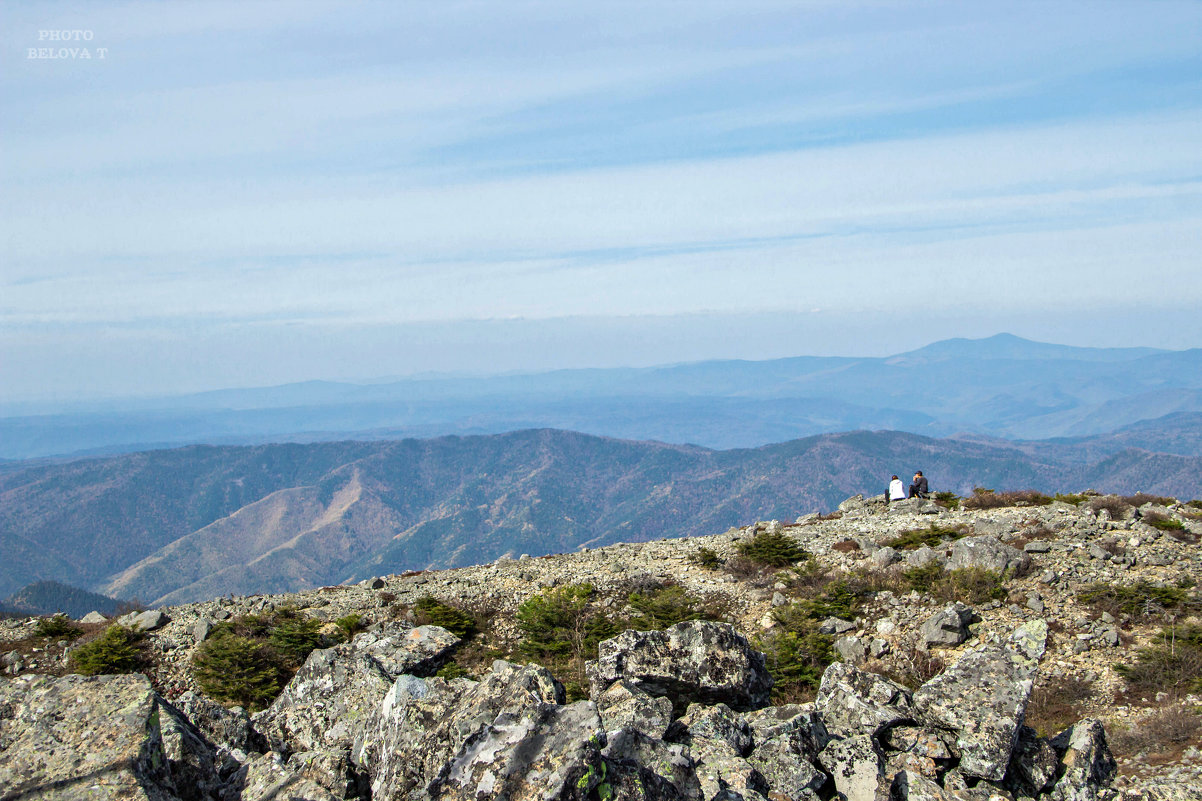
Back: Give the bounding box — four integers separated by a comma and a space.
595, 678, 673, 738
818, 733, 886, 801
890, 769, 953, 801
674, 702, 753, 755
907, 546, 944, 568
80, 610, 109, 624
819, 616, 857, 635
1005, 725, 1059, 796
913, 620, 1047, 781
1047, 718, 1117, 801
426, 700, 607, 801
920, 603, 974, 648
237, 749, 368, 800
254, 623, 460, 754
602, 728, 702, 800
745, 706, 828, 800
834, 635, 868, 665
587, 621, 772, 712
948, 537, 1026, 574
132, 609, 171, 632
358, 660, 564, 800
0, 673, 212, 801
815, 661, 915, 740
172, 690, 265, 755
871, 546, 901, 568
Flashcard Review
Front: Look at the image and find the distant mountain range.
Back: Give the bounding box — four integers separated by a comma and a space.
2, 424, 1199, 606
3, 334, 1201, 459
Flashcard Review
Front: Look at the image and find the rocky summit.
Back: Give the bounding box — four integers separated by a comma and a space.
2, 490, 1202, 800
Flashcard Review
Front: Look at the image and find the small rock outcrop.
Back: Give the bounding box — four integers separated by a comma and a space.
586, 620, 772, 711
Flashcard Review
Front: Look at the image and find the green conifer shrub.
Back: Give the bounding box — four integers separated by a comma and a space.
70, 625, 146, 675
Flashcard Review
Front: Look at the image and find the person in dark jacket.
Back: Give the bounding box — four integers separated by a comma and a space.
908, 471, 930, 499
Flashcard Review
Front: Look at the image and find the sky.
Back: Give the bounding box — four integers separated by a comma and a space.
2, 1, 1201, 403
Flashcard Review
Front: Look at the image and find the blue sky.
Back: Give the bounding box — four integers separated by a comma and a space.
2, 1, 1201, 402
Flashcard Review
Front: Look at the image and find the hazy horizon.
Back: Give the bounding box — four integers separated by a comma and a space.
3, 2, 1201, 404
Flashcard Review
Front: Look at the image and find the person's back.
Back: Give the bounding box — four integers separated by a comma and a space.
888, 475, 905, 503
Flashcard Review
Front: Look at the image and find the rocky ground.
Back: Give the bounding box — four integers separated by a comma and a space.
2, 491, 1201, 800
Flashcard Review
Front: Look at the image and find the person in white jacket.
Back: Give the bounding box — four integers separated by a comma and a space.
887, 475, 906, 504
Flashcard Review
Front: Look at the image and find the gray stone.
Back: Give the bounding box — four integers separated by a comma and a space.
907, 546, 944, 568
890, 769, 952, 801
601, 728, 702, 800
815, 661, 914, 740
834, 635, 868, 664
587, 621, 772, 711
193, 619, 213, 644
745, 706, 827, 800
1047, 718, 1117, 801
913, 620, 1047, 781
871, 546, 901, 568
428, 700, 607, 801
818, 733, 886, 801
1006, 725, 1059, 795
254, 623, 460, 754
358, 660, 564, 800
238, 749, 368, 800
132, 609, 171, 631
172, 690, 264, 754
948, 537, 1027, 574
676, 702, 752, 755
819, 616, 857, 635
920, 603, 973, 648
596, 678, 673, 738
1024, 541, 1053, 554
80, 610, 109, 624
0, 673, 210, 801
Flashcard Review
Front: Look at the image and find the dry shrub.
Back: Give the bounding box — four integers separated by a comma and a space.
1109, 704, 1202, 763
817, 511, 844, 521
1123, 493, 1177, 508
831, 540, 861, 553
1024, 674, 1095, 738
962, 489, 1053, 510
882, 636, 947, 689
1089, 496, 1131, 518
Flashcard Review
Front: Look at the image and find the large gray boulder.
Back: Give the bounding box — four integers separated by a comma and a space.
1047, 718, 1117, 801
913, 620, 1047, 781
237, 749, 368, 800
818, 733, 886, 801
815, 661, 915, 740
254, 623, 459, 754
0, 673, 215, 801
427, 700, 607, 801
948, 536, 1027, 574
587, 621, 772, 712
745, 706, 828, 801
595, 678, 673, 738
601, 728, 703, 800
357, 660, 567, 800
920, 603, 974, 648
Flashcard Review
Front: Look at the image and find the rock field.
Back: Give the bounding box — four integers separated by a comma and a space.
2, 491, 1201, 800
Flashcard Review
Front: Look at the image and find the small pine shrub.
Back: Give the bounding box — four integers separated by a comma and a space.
414, 596, 476, 638
335, 613, 365, 641
933, 492, 960, 510
886, 524, 967, 551
435, 661, 471, 680
1115, 624, 1202, 698
736, 531, 809, 567
35, 614, 83, 639
516, 584, 618, 663
756, 627, 833, 701
1142, 511, 1185, 531
70, 625, 146, 675
902, 562, 945, 594
689, 547, 723, 570
627, 584, 702, 630
192, 632, 287, 711
1054, 493, 1087, 506
266, 613, 325, 668
1078, 581, 1191, 619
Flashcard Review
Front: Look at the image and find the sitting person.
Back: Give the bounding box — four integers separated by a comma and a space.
908, 471, 930, 499
887, 475, 906, 504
